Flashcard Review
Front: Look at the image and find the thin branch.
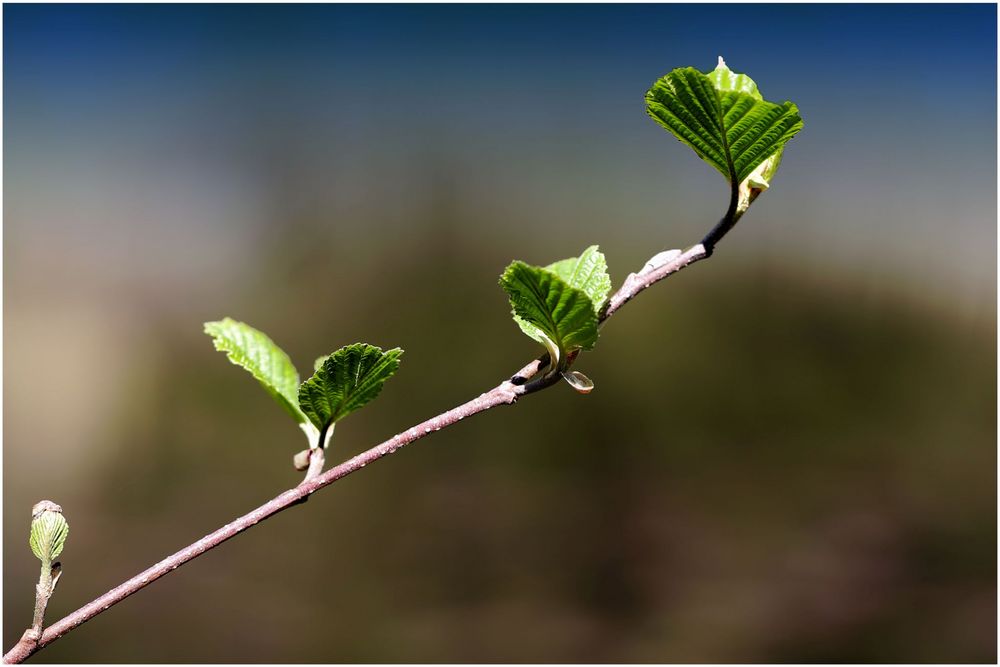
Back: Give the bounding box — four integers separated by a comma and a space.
4, 223, 733, 664
603, 244, 707, 320
30, 564, 54, 637
700, 182, 741, 254
8, 563, 57, 661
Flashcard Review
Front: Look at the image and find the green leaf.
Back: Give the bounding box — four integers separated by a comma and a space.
204, 318, 307, 424
499, 261, 599, 361
545, 245, 612, 315
298, 344, 403, 432
645, 58, 803, 191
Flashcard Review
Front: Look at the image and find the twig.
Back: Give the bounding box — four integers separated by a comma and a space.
604, 243, 707, 320
700, 174, 741, 255
10, 562, 57, 660
30, 564, 56, 637
3, 223, 728, 664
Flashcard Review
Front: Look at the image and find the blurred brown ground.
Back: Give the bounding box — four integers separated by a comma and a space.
4, 195, 995, 661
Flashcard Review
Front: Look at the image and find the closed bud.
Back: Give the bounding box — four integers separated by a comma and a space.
293, 449, 312, 471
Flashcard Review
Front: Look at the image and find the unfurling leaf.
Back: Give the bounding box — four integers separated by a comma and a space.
646, 58, 803, 212
30, 501, 68, 565
204, 318, 308, 425
499, 260, 599, 363
298, 344, 403, 436
545, 245, 613, 316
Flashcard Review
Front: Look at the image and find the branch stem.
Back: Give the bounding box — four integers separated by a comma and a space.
30, 565, 53, 635
4, 230, 730, 663
700, 180, 741, 254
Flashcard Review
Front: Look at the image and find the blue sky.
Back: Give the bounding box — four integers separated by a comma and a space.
5, 4, 997, 310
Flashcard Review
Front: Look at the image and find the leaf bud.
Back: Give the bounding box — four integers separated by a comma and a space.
29, 501, 69, 564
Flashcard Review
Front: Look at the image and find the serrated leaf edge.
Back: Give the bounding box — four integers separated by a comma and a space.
645, 59, 803, 196
297, 344, 404, 436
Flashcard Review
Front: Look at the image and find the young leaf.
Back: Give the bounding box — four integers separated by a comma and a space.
204, 318, 308, 425
298, 344, 403, 434
645, 58, 803, 198
545, 245, 613, 315
499, 261, 599, 361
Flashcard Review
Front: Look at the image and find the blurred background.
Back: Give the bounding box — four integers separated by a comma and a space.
3, 4, 996, 662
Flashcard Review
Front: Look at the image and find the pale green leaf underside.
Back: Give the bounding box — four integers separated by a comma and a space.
204, 318, 307, 424
646, 61, 803, 185
500, 261, 599, 355
298, 344, 403, 431
545, 245, 612, 315
30, 512, 69, 563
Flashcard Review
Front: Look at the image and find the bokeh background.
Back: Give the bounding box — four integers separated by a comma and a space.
4, 3, 996, 662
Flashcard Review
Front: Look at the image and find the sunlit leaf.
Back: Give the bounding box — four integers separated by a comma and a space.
646, 58, 803, 201
298, 344, 403, 433
499, 261, 599, 361
545, 245, 613, 315
204, 318, 307, 424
